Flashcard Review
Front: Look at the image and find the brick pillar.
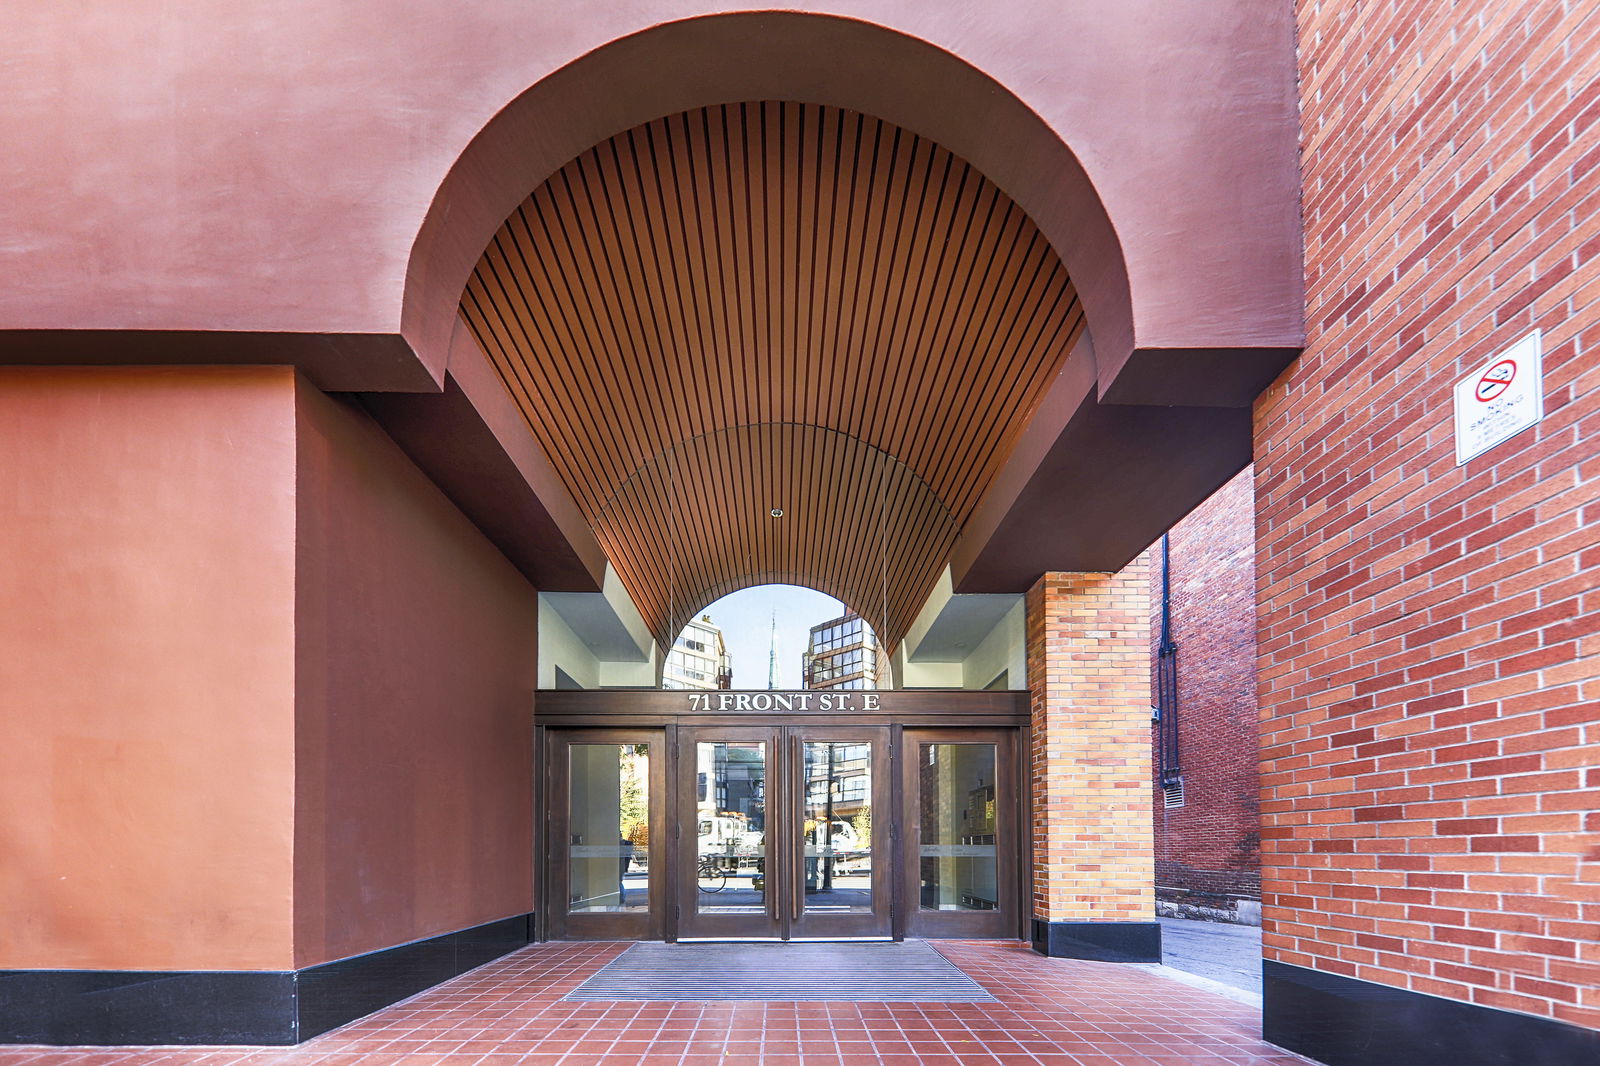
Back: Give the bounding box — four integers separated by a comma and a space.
1025, 566, 1160, 961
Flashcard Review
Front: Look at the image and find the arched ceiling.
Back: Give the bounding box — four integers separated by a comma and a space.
461, 101, 1082, 648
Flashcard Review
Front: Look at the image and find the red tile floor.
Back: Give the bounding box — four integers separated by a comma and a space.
0, 941, 1314, 1065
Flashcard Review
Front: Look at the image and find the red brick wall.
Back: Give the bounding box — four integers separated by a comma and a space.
1260, 0, 1600, 1028
1150, 469, 1261, 918
1026, 568, 1154, 923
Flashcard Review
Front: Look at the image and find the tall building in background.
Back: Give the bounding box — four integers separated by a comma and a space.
662, 614, 733, 690
802, 612, 887, 690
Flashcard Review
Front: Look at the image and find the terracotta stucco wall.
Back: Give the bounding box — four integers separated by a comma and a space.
0, 2, 1300, 391
0, 367, 298, 971
292, 381, 537, 969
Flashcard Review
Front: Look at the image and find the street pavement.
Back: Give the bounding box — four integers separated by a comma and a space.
1157, 916, 1263, 996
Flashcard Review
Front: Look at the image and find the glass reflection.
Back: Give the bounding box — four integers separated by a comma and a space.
802, 742, 873, 913
918, 743, 999, 911
696, 742, 767, 913
568, 744, 649, 912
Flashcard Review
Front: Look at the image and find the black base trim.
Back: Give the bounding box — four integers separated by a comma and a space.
1030, 918, 1162, 962
1263, 959, 1600, 1066
0, 913, 533, 1046
0, 970, 296, 1045
297, 912, 533, 1040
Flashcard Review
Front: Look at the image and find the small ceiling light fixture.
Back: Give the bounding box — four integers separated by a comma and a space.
769, 507, 785, 518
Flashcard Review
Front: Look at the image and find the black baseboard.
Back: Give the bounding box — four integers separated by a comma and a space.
0, 970, 297, 1045
297, 912, 533, 1040
1263, 960, 1600, 1066
0, 913, 533, 1046
1030, 918, 1162, 962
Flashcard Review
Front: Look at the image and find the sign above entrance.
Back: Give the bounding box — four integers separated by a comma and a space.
1454, 330, 1543, 464
684, 691, 881, 712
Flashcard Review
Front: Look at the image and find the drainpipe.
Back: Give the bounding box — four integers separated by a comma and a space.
1157, 534, 1181, 786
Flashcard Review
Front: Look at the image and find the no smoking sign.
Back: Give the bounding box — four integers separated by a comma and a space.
1473, 359, 1516, 402
1454, 330, 1543, 464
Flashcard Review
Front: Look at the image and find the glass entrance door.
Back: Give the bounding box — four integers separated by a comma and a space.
788, 727, 890, 939
677, 725, 890, 940
679, 727, 776, 939
546, 729, 665, 940
901, 728, 1018, 939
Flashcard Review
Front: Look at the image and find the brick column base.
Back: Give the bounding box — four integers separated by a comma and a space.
1026, 567, 1159, 961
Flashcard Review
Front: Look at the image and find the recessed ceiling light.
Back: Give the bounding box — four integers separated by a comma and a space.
770, 507, 785, 518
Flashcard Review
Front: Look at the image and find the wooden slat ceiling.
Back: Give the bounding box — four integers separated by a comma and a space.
461, 101, 1082, 650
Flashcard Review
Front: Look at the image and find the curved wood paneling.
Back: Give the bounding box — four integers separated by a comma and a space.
592, 423, 957, 642
462, 102, 1081, 646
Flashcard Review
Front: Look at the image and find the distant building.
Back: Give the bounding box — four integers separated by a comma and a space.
1149, 469, 1260, 925
663, 614, 733, 690
802, 611, 887, 690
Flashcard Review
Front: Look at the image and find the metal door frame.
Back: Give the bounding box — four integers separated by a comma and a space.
900, 727, 1021, 940
543, 727, 668, 941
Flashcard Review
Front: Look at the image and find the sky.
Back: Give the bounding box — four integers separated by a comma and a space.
685, 584, 848, 688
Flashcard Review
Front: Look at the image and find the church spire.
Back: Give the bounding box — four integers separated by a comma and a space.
767, 611, 778, 690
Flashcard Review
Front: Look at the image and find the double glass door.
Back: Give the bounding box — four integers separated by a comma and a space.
679, 725, 890, 940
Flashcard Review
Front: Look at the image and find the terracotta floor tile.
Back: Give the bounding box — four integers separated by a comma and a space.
0, 941, 1319, 1066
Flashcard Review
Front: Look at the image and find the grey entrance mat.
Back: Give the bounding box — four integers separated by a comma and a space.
564, 941, 996, 1001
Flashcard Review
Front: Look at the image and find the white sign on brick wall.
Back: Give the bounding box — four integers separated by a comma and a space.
1454, 329, 1544, 464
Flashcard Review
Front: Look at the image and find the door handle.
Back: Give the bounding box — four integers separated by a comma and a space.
767, 733, 781, 923
793, 849, 804, 921
791, 734, 804, 921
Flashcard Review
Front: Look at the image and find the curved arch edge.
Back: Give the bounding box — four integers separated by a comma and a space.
401, 11, 1140, 392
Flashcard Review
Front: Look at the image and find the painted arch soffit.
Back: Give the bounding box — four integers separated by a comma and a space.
462, 102, 1084, 649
